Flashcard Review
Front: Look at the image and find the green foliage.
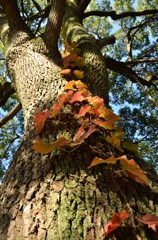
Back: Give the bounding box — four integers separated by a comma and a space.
0, 109, 24, 180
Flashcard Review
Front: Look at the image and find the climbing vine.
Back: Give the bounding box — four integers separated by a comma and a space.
32, 42, 158, 235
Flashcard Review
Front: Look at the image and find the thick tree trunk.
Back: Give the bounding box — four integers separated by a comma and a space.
0, 1, 158, 240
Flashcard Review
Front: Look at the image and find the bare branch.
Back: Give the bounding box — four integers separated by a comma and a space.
125, 58, 158, 65
25, 5, 51, 22
97, 36, 116, 48
126, 17, 154, 62
44, 0, 66, 55
78, 0, 91, 16
105, 57, 156, 88
0, 102, 22, 128
83, 9, 158, 20
32, 0, 42, 12
133, 75, 158, 107
0, 82, 15, 106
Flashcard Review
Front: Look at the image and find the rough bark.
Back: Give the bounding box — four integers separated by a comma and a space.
0, 1, 158, 240
64, 2, 109, 107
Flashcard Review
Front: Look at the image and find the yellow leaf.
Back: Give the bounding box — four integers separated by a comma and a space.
73, 70, 84, 79
106, 135, 124, 152
64, 80, 75, 90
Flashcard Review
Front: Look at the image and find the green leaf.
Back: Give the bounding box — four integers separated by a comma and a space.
122, 141, 138, 154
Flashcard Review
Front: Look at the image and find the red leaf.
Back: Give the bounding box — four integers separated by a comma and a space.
73, 127, 86, 143
73, 124, 96, 145
73, 119, 89, 142
52, 90, 73, 117
34, 110, 51, 134
136, 214, 158, 232
75, 105, 91, 118
104, 210, 128, 235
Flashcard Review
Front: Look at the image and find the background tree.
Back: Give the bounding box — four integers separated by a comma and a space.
0, 0, 158, 239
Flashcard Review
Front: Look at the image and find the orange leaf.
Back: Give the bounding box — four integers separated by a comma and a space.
73, 70, 84, 79
60, 69, 71, 75
75, 105, 91, 118
52, 90, 73, 117
64, 80, 75, 90
69, 91, 87, 103
104, 210, 128, 235
94, 119, 115, 130
88, 96, 104, 109
88, 155, 117, 168
118, 155, 148, 184
98, 107, 120, 124
75, 80, 88, 89
136, 214, 158, 232
32, 137, 69, 153
125, 171, 148, 184
34, 110, 51, 134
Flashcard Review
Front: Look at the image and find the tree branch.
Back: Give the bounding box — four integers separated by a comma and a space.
105, 57, 156, 88
0, 82, 15, 106
25, 5, 51, 22
0, 102, 22, 128
44, 0, 66, 55
97, 36, 116, 48
32, 0, 42, 12
0, 0, 30, 32
78, 0, 91, 16
83, 9, 158, 20
125, 58, 158, 65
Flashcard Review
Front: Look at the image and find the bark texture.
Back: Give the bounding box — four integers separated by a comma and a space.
0, 1, 158, 240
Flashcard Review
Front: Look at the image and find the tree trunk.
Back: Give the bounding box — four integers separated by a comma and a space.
0, 1, 158, 239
